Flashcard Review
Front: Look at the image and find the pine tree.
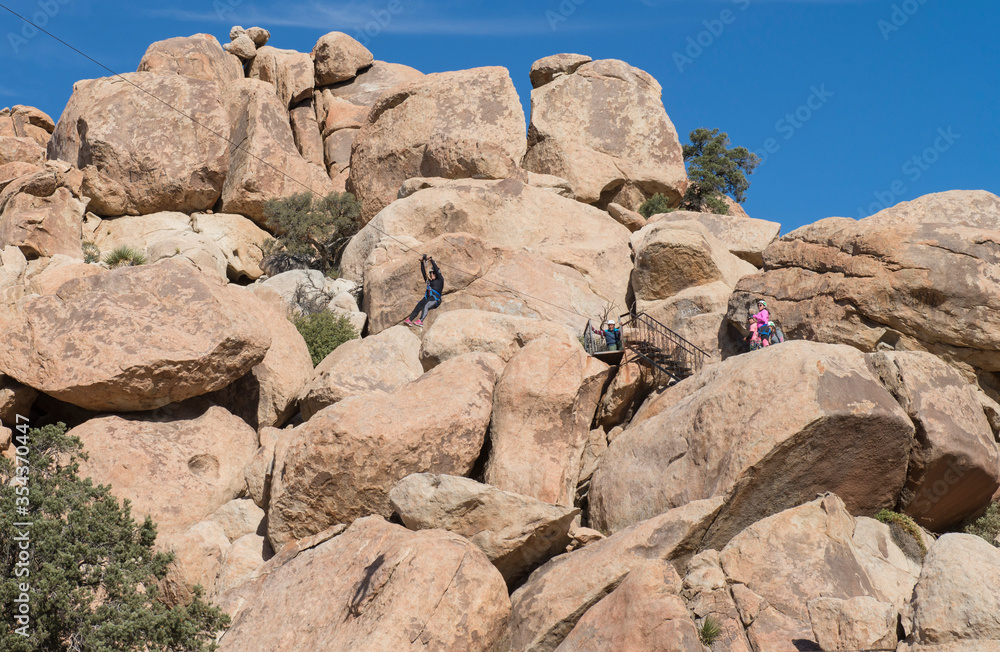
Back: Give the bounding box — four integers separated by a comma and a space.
679, 128, 760, 214
261, 191, 362, 276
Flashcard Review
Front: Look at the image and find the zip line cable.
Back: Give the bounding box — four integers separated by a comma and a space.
0, 3, 604, 322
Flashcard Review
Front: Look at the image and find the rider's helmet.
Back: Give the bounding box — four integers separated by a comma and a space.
756, 299, 767, 308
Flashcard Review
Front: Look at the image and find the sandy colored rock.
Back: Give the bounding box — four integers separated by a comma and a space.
419, 309, 578, 370
908, 533, 1000, 646
606, 202, 646, 232
529, 53, 592, 88
159, 520, 231, 605
507, 498, 723, 652
0, 161, 41, 192
0, 136, 44, 166
72, 401, 258, 535
594, 350, 658, 429
244, 427, 281, 509
209, 498, 265, 543
320, 97, 368, 137
348, 67, 526, 222
48, 73, 229, 216
289, 99, 325, 166
808, 596, 898, 652
8, 105, 55, 134
224, 34, 256, 60
321, 60, 424, 108
555, 561, 702, 652
299, 324, 422, 419
0, 259, 270, 411
0, 165, 86, 259
313, 32, 373, 86
589, 342, 915, 547
389, 473, 579, 585
27, 257, 103, 295
323, 127, 357, 175
192, 212, 271, 282
851, 516, 924, 612
486, 338, 609, 506
681, 551, 754, 652
652, 210, 781, 267
221, 517, 509, 651
868, 350, 1000, 530
0, 373, 36, 428
245, 26, 269, 47
267, 352, 502, 549
137, 34, 243, 86
215, 533, 269, 596
630, 219, 756, 302
248, 46, 314, 108
220, 78, 333, 223
523, 59, 688, 210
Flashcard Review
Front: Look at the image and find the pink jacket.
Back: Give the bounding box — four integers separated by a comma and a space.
752, 308, 770, 329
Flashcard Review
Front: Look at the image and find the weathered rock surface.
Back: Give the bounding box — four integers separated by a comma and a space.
0, 259, 271, 411
389, 473, 579, 585
267, 353, 502, 549
593, 350, 658, 429
322, 60, 424, 107
299, 324, 422, 419
192, 212, 271, 281
1, 105, 54, 148
288, 99, 325, 166
0, 161, 42, 192
215, 533, 268, 596
137, 34, 243, 86
907, 533, 1000, 647
348, 67, 526, 222
589, 341, 915, 547
523, 59, 688, 210
159, 520, 231, 605
220, 517, 510, 651
223, 33, 256, 60
729, 190, 1000, 383
48, 73, 229, 216
868, 350, 1000, 530
0, 165, 86, 259
72, 401, 258, 534
486, 338, 608, 506
606, 202, 646, 232
220, 78, 333, 223
808, 596, 898, 652
681, 550, 755, 652
94, 211, 228, 278
209, 498, 265, 542
529, 53, 592, 88
313, 32, 373, 86
555, 561, 703, 652
0, 136, 44, 166
506, 498, 723, 652
418, 309, 578, 371
248, 46, 314, 108
0, 373, 36, 427
651, 210, 781, 267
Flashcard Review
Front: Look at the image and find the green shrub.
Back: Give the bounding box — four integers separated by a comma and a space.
964, 501, 1000, 547
293, 311, 359, 366
876, 509, 928, 558
262, 192, 362, 275
638, 193, 674, 219
103, 245, 147, 269
0, 423, 229, 651
679, 127, 760, 214
82, 241, 100, 264
699, 616, 722, 646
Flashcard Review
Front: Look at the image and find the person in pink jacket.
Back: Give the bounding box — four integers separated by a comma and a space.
749, 299, 770, 348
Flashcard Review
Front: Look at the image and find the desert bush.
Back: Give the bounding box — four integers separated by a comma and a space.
262, 191, 361, 276
699, 616, 721, 646
679, 127, 760, 214
0, 423, 229, 651
964, 501, 1000, 547
876, 509, 928, 558
293, 311, 359, 366
103, 245, 147, 269
638, 193, 673, 219
82, 241, 100, 264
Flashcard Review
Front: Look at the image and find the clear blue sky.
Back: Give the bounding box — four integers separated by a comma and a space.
2, 0, 997, 232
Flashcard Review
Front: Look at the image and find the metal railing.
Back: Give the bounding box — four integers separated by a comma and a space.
583, 311, 709, 384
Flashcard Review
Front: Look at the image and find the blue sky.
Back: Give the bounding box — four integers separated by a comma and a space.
2, 0, 997, 232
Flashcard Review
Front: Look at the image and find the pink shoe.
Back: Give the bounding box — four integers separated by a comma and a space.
413, 319, 423, 326
403, 318, 413, 325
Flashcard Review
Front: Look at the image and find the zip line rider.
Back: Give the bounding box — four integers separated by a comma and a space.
404, 254, 444, 326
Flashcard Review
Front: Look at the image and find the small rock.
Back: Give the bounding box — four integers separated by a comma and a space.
246, 26, 270, 47
607, 202, 647, 232
224, 34, 256, 60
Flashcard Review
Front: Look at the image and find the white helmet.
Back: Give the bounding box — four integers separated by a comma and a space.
608, 319, 616, 325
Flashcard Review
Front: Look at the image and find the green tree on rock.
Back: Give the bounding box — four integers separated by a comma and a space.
0, 423, 229, 651
262, 191, 362, 276
679, 128, 761, 215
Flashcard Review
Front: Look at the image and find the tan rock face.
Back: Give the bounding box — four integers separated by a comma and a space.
589, 341, 915, 547
555, 561, 703, 652
651, 210, 781, 267
808, 596, 898, 652
319, 97, 368, 137
267, 352, 502, 549
506, 498, 723, 652
220, 517, 510, 652
299, 324, 422, 420
0, 137, 44, 166
729, 190, 1000, 381
909, 533, 1000, 646
1, 105, 55, 148
137, 34, 243, 86
313, 32, 373, 85
248, 46, 314, 108
419, 309, 579, 371
72, 402, 258, 535
191, 212, 271, 282
48, 73, 229, 216
523, 58, 688, 210
389, 473, 579, 586
594, 350, 658, 429
486, 338, 608, 506
606, 202, 647, 232
215, 532, 268, 596
529, 53, 592, 88
0, 162, 42, 192
220, 78, 333, 223
158, 520, 231, 605
0, 166, 86, 259
0, 373, 36, 427
0, 259, 271, 411
322, 60, 424, 108
348, 67, 527, 222
868, 351, 1000, 530
208, 498, 265, 542
322, 126, 356, 175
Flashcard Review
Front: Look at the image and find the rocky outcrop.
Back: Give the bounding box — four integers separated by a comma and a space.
219, 517, 510, 651
267, 353, 502, 549
0, 259, 271, 411
486, 338, 608, 506
320, 60, 424, 108
0, 164, 86, 259
220, 79, 333, 223
868, 351, 1000, 530
313, 32, 373, 85
248, 46, 314, 108
72, 401, 258, 535
298, 324, 422, 419
808, 596, 898, 652
48, 73, 229, 216
0, 137, 44, 167
137, 34, 243, 86
389, 473, 578, 585
418, 309, 578, 370
651, 210, 781, 267
191, 212, 271, 281
93, 211, 227, 279
606, 202, 647, 232
159, 520, 231, 605
288, 99, 325, 166
1, 105, 55, 148
589, 342, 915, 548
348, 67, 526, 222
0, 161, 42, 192
529, 53, 592, 89
523, 58, 688, 210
